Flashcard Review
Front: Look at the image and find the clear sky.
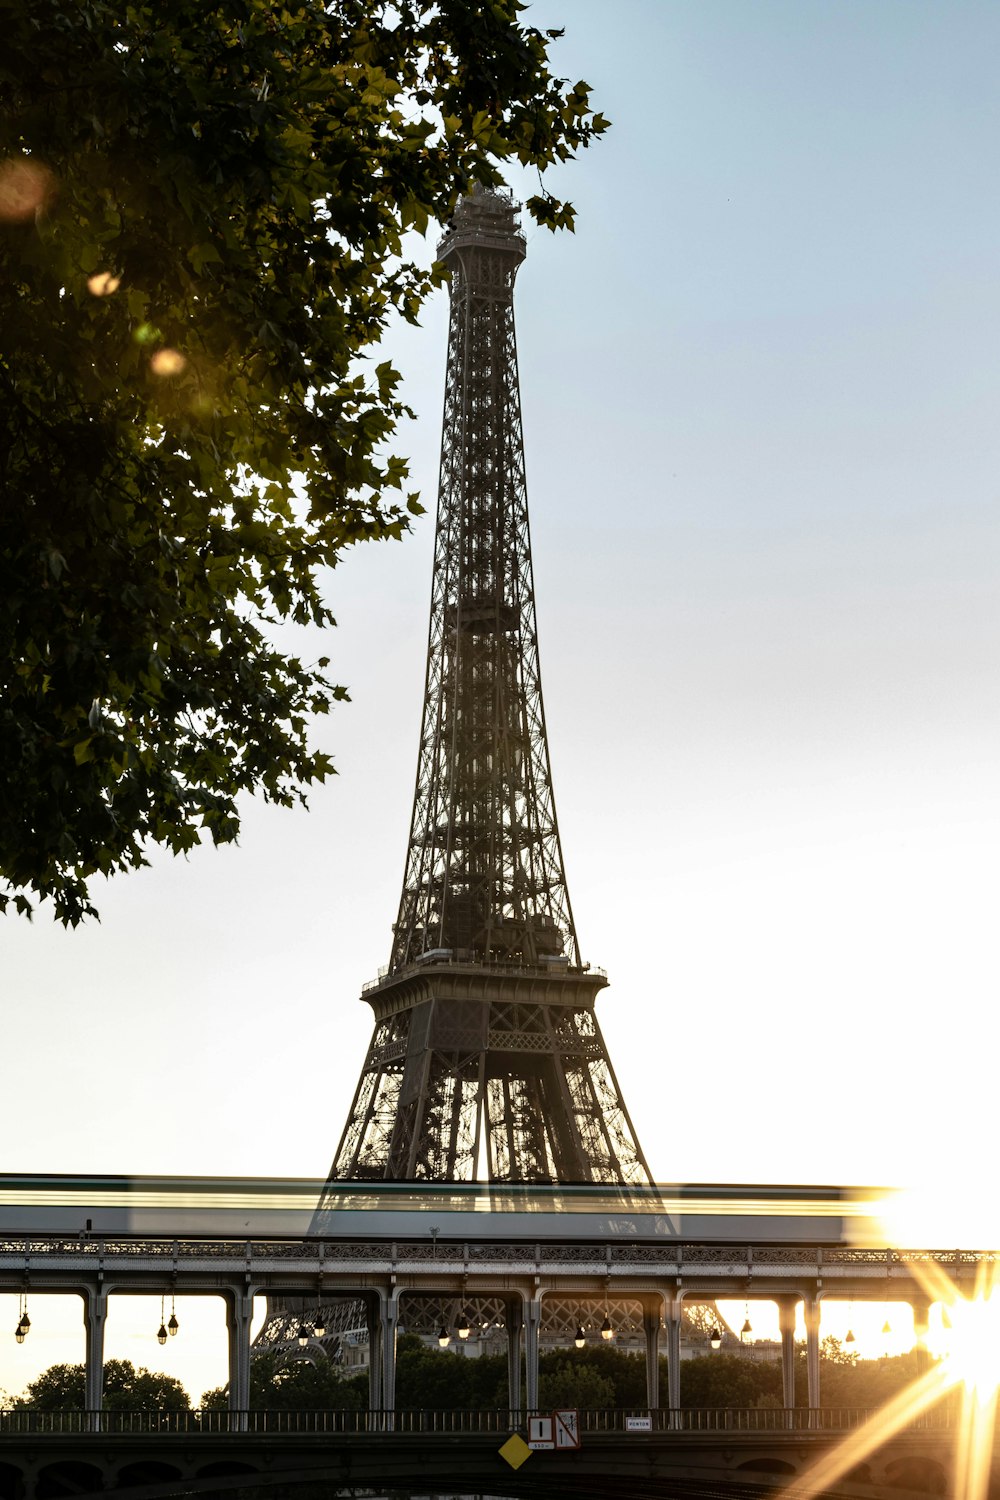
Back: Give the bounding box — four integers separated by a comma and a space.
2, 0, 998, 1397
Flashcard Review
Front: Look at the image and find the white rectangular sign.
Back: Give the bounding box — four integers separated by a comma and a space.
626, 1415, 652, 1433
528, 1416, 554, 1450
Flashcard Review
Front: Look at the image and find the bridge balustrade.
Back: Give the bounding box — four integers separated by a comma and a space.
0, 1404, 961, 1437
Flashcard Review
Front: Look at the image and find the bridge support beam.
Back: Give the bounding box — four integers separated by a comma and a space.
379, 1289, 399, 1418
506, 1298, 523, 1414
643, 1303, 661, 1410
225, 1288, 254, 1430
777, 1295, 798, 1412
83, 1288, 107, 1432
664, 1299, 682, 1417
912, 1296, 930, 1374
525, 1295, 542, 1412
804, 1296, 821, 1414
365, 1296, 382, 1411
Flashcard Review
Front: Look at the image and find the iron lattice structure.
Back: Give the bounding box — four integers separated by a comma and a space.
327, 187, 650, 1187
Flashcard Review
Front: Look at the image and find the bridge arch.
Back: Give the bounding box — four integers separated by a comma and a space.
881, 1454, 947, 1493
736, 1456, 797, 1474
115, 1458, 185, 1487
195, 1458, 261, 1483
37, 1458, 104, 1498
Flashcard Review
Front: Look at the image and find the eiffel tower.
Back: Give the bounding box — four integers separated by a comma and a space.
328, 185, 649, 1187
255, 187, 651, 1368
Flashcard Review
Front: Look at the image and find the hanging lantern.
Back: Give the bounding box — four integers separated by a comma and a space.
157, 1323, 168, 1345
882, 1319, 892, 1335
600, 1315, 614, 1342
456, 1312, 470, 1340
845, 1328, 855, 1344
437, 1326, 450, 1348
14, 1323, 26, 1345
710, 1327, 723, 1350
297, 1324, 310, 1348
574, 1326, 585, 1349
314, 1314, 327, 1338
741, 1317, 753, 1338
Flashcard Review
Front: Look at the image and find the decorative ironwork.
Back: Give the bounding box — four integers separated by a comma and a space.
3, 1234, 993, 1274
326, 185, 650, 1187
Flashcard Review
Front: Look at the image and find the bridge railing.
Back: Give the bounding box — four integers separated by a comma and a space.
0, 1404, 960, 1438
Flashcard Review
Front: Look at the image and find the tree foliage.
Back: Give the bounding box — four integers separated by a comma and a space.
538, 1359, 615, 1411
201, 1350, 367, 1410
0, 0, 607, 923
679, 1353, 784, 1410
540, 1344, 648, 1408
15, 1358, 189, 1411
679, 1350, 928, 1410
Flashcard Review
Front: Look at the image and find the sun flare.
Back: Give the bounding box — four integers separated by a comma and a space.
939, 1292, 1000, 1399
793, 1262, 1000, 1500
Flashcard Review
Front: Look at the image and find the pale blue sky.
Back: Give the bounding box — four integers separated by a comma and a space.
4, 0, 998, 1200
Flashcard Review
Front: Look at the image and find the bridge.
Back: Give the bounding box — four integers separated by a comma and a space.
2, 1179, 996, 1497
0, 1405, 979, 1500
0, 1177, 973, 1414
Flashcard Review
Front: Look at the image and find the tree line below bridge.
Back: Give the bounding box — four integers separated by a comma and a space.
8, 1338, 924, 1415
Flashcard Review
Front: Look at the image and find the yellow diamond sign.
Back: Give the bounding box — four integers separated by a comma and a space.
499, 1433, 532, 1470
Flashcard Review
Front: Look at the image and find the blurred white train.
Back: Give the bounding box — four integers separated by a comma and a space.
0, 1174, 891, 1245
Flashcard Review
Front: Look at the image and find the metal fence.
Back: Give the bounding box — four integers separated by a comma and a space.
0, 1404, 961, 1438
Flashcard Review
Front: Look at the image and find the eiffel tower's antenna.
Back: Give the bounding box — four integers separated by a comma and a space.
328, 185, 649, 1185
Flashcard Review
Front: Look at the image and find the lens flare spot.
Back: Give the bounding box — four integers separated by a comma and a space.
943, 1295, 1000, 1397
0, 159, 54, 221
150, 348, 187, 377
87, 271, 122, 296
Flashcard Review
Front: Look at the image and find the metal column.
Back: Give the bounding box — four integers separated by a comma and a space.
803, 1296, 822, 1415
524, 1296, 542, 1412
665, 1300, 682, 1417
643, 1304, 662, 1409
366, 1297, 383, 1411
777, 1294, 798, 1411
912, 1295, 930, 1374
380, 1289, 399, 1419
83, 1288, 107, 1432
225, 1288, 254, 1429
506, 1298, 524, 1414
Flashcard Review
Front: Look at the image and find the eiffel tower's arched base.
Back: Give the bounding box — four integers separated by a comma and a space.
328, 963, 650, 1185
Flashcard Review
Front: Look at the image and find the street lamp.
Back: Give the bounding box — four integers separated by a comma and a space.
709, 1327, 723, 1351
14, 1292, 30, 1343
